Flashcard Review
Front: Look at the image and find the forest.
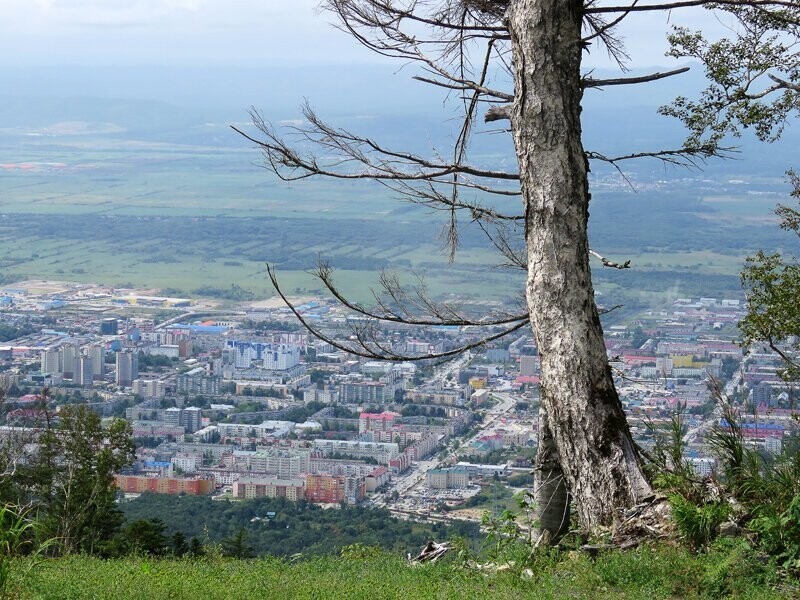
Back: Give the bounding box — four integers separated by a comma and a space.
120, 494, 479, 557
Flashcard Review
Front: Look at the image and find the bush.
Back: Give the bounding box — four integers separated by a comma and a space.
669, 495, 731, 550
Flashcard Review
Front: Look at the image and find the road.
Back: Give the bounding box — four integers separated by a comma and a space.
684, 371, 741, 444
374, 389, 521, 506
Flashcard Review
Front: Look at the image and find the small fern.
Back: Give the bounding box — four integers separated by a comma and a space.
669, 495, 731, 550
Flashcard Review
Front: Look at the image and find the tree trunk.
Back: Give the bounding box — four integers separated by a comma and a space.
533, 405, 569, 539
508, 0, 652, 531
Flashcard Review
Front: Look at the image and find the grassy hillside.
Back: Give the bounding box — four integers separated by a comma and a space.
10, 543, 795, 599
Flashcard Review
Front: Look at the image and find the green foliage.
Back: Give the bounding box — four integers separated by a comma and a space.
0, 504, 38, 599
669, 495, 731, 550
662, 8, 800, 151
188, 537, 204, 558
481, 509, 530, 569
281, 401, 326, 423
629, 325, 649, 349
1, 404, 136, 556
656, 401, 800, 567
751, 495, 800, 570
646, 407, 702, 502
120, 494, 479, 558
240, 319, 302, 333
0, 322, 38, 343
170, 531, 188, 558
10, 543, 792, 599
338, 543, 383, 560
400, 404, 447, 418
741, 176, 800, 380
463, 483, 514, 511
191, 284, 255, 301
507, 472, 534, 488
136, 353, 174, 370
119, 519, 169, 557
221, 528, 254, 559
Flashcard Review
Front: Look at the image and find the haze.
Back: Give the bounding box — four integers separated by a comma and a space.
0, 0, 728, 69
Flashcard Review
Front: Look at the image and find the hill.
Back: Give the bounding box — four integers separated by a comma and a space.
10, 543, 793, 599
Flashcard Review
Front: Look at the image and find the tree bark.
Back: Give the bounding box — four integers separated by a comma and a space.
507, 0, 652, 531
533, 404, 569, 539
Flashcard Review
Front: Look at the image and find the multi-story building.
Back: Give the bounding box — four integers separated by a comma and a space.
132, 378, 166, 399
365, 466, 390, 492
359, 411, 397, 434
690, 457, 715, 478
226, 341, 301, 370
116, 350, 138, 387
339, 379, 398, 404
310, 458, 375, 478
171, 452, 202, 474
76, 354, 94, 387
233, 476, 305, 501
426, 466, 469, 489
100, 318, 118, 335
304, 474, 365, 505
217, 420, 295, 440
115, 474, 214, 495
88, 343, 105, 380
61, 344, 77, 379
182, 407, 202, 434
163, 407, 183, 427
404, 340, 444, 355
519, 354, 538, 377
305, 474, 344, 503
162, 407, 203, 434
131, 421, 185, 440
752, 382, 773, 406
313, 439, 399, 464
227, 449, 311, 479
177, 367, 221, 396
40, 348, 60, 375
407, 387, 466, 406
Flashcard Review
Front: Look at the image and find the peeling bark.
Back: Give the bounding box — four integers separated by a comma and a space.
533, 404, 569, 539
507, 0, 652, 531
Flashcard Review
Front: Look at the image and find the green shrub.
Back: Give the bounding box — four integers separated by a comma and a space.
669, 495, 731, 550
751, 494, 800, 569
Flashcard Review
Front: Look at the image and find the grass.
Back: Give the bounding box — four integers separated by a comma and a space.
0, 133, 783, 304
9, 542, 795, 599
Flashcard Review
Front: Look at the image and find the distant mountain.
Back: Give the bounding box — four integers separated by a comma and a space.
1, 63, 796, 172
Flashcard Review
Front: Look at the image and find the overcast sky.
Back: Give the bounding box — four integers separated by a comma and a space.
0, 1, 730, 69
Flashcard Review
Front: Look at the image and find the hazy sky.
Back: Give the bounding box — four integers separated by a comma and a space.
0, 0, 724, 69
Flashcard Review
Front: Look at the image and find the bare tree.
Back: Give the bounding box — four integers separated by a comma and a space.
236, 0, 800, 537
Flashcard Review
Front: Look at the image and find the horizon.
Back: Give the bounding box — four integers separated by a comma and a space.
0, 1, 731, 70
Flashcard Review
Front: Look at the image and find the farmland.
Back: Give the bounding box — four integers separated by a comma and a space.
0, 114, 794, 307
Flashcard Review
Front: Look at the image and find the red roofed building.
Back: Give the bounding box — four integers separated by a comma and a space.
359, 411, 398, 434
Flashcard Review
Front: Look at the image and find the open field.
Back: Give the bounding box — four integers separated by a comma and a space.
1, 129, 794, 304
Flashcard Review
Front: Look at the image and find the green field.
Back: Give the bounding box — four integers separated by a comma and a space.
1, 131, 791, 305
9, 543, 792, 599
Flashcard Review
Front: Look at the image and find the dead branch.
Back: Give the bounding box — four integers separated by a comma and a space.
313, 261, 529, 326
232, 107, 520, 183
585, 144, 731, 168
411, 540, 450, 563
266, 264, 529, 361
586, 0, 799, 15
583, 66, 690, 88
484, 104, 512, 122
589, 250, 631, 269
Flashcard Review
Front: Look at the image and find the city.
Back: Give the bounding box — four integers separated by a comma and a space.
1, 279, 793, 528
